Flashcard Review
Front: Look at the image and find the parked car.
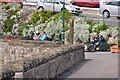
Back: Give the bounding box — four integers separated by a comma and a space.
37, 0, 82, 15
71, 0, 100, 8
99, 0, 120, 19
23, 0, 38, 6
0, 0, 23, 7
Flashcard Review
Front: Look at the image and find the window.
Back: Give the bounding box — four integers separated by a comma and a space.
106, 1, 119, 6
52, 2, 59, 4
118, 1, 120, 6
43, 0, 51, 3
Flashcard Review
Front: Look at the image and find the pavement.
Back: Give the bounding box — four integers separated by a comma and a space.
80, 7, 100, 16
56, 52, 118, 78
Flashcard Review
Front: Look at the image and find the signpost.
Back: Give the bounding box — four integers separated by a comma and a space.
62, 0, 65, 44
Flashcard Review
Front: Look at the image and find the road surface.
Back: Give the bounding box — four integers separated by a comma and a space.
56, 52, 118, 78
80, 8, 120, 27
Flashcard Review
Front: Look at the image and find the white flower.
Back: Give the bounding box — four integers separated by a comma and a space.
10, 15, 17, 19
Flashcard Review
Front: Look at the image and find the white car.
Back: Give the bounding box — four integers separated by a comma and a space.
37, 0, 82, 15
23, 0, 38, 6
99, 0, 120, 19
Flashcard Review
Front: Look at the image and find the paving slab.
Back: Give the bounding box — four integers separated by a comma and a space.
56, 52, 118, 78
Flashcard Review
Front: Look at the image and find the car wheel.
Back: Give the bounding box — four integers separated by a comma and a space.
38, 7, 44, 10
117, 17, 120, 19
103, 10, 110, 18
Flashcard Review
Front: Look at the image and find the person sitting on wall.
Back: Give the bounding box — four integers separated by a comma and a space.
39, 32, 48, 41
90, 34, 106, 52
33, 31, 40, 41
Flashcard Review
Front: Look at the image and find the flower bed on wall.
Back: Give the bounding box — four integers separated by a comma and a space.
1, 3, 119, 44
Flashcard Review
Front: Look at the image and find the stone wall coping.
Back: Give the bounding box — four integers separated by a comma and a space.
1, 40, 62, 47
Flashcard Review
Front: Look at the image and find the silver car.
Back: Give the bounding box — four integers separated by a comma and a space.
99, 0, 120, 19
37, 0, 82, 15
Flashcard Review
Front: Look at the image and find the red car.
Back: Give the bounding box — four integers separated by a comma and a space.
0, 0, 23, 6
71, 0, 100, 8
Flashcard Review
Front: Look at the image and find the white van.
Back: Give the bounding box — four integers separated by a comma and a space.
37, 0, 82, 15
99, 0, 120, 19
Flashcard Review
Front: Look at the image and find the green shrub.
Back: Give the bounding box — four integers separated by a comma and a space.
86, 19, 96, 33
86, 19, 108, 34
31, 11, 40, 23
96, 23, 108, 34
2, 3, 22, 34
31, 10, 53, 23
3, 17, 14, 33
88, 26, 92, 33
86, 19, 96, 27
18, 23, 28, 36
64, 10, 72, 23
39, 10, 53, 23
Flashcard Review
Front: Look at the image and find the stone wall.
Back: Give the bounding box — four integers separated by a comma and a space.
0, 40, 61, 65
1, 41, 40, 64
0, 40, 85, 79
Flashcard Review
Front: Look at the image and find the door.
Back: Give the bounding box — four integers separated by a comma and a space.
43, 0, 52, 11
106, 1, 119, 16
52, 1, 61, 12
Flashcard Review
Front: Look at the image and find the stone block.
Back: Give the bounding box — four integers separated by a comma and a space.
34, 63, 49, 78
47, 59, 57, 78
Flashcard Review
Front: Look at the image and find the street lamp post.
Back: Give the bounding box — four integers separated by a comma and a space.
62, 0, 65, 44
